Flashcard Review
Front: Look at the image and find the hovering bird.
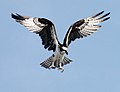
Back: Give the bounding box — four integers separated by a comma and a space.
11, 11, 110, 72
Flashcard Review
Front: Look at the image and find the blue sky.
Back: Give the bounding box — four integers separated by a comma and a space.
0, 0, 120, 92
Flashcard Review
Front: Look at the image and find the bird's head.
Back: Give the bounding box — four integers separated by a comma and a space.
60, 46, 68, 55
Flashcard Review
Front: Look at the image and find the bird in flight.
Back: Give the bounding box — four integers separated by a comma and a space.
11, 11, 110, 72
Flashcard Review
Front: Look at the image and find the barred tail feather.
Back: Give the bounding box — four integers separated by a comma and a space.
40, 55, 53, 69
62, 56, 72, 66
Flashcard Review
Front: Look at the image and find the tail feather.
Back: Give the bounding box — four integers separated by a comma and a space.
40, 56, 53, 69
62, 56, 72, 66
40, 55, 72, 71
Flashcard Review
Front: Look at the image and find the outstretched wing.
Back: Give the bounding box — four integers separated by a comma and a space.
63, 11, 110, 47
11, 13, 59, 52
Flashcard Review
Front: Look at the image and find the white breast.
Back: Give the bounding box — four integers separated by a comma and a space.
53, 47, 65, 63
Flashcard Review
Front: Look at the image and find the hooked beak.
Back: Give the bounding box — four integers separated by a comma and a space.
65, 51, 68, 55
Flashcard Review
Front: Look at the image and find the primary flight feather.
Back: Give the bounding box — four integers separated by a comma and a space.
11, 11, 110, 72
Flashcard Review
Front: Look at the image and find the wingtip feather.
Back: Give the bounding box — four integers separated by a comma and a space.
92, 11, 104, 18
11, 13, 26, 20
11, 13, 16, 19
100, 10, 105, 14
101, 17, 110, 22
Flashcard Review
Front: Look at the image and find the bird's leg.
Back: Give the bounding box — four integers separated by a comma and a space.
49, 62, 56, 69
58, 63, 64, 72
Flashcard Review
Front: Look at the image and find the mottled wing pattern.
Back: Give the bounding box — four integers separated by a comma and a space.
11, 13, 59, 51
63, 11, 110, 47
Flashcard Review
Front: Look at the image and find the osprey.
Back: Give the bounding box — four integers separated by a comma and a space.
11, 11, 110, 72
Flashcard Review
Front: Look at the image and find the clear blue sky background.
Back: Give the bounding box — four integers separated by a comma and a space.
0, 0, 119, 92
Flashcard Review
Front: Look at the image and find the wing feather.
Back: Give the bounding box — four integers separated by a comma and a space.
11, 13, 59, 52
63, 11, 110, 47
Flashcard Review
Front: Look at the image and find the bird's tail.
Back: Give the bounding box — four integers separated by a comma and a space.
40, 55, 54, 69
62, 56, 72, 66
40, 55, 72, 71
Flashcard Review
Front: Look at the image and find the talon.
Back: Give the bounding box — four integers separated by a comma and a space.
49, 65, 56, 69
61, 69, 64, 72
58, 67, 64, 72
51, 66, 56, 69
